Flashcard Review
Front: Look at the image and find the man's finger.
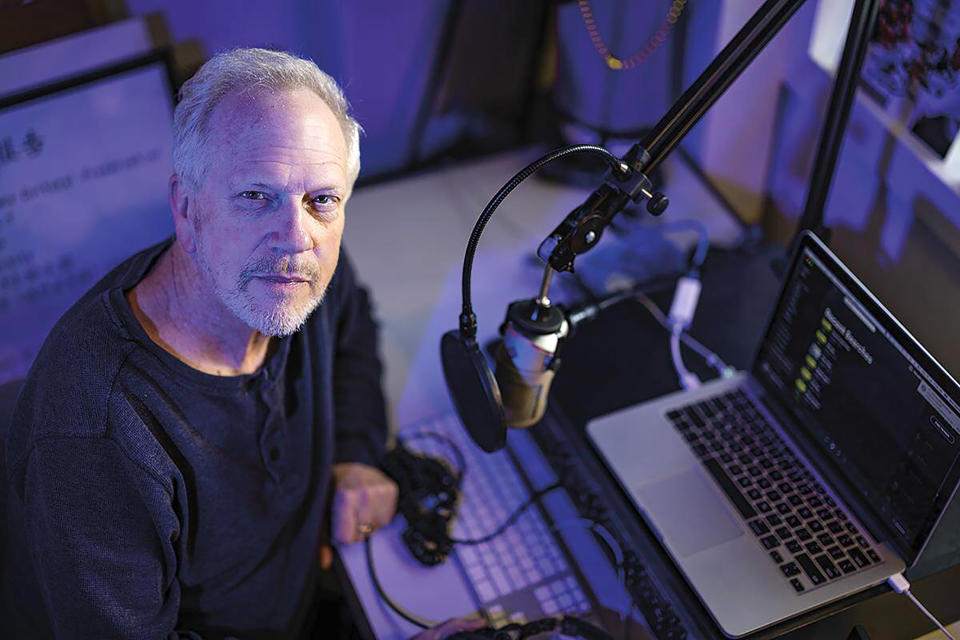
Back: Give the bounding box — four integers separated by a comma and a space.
332, 489, 358, 544
331, 463, 399, 544
371, 480, 399, 530
337, 483, 379, 544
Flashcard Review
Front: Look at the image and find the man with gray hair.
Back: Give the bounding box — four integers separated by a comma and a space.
3, 48, 478, 639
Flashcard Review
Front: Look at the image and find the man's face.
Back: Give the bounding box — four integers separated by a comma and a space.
185, 87, 349, 336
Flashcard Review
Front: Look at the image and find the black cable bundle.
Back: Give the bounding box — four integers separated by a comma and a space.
446, 615, 611, 640
375, 434, 614, 640
380, 434, 464, 566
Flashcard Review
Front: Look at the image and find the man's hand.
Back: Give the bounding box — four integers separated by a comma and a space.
411, 617, 486, 640
331, 462, 399, 545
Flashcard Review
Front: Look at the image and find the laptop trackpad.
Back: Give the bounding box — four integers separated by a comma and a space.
638, 468, 744, 557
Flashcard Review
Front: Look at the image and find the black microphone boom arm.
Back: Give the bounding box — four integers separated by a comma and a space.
542, 0, 807, 274
537, 151, 667, 273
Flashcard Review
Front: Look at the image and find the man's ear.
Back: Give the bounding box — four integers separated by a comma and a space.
170, 174, 198, 254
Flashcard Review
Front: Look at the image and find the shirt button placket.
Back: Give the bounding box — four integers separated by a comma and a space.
258, 369, 285, 483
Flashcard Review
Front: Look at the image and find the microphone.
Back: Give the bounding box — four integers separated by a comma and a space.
494, 299, 567, 428
439, 145, 667, 453
441, 274, 569, 453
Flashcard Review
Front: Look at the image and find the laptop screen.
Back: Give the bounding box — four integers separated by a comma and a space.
753, 233, 960, 563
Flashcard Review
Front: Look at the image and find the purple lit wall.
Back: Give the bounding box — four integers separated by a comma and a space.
551, 1, 672, 140
123, 0, 678, 177
125, 0, 453, 176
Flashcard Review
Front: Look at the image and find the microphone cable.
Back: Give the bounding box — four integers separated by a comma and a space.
447, 482, 563, 546
370, 431, 587, 631
384, 430, 565, 554
363, 479, 566, 630
364, 535, 437, 630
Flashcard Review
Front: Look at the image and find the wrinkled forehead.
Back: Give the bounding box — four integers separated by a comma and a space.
205, 88, 349, 169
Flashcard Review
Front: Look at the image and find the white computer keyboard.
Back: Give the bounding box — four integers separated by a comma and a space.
402, 414, 591, 625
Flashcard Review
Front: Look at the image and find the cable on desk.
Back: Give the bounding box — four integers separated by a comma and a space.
364, 535, 438, 630
565, 256, 731, 385
602, 217, 710, 274
552, 518, 625, 583
381, 435, 463, 566
887, 573, 957, 640
561, 214, 727, 389
552, 517, 632, 632
634, 292, 733, 377
449, 483, 564, 546
657, 218, 709, 270
383, 434, 561, 561
400, 430, 467, 481
669, 327, 701, 390
376, 434, 626, 637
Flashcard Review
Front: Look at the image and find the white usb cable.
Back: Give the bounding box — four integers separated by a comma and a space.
887, 573, 957, 640
667, 275, 703, 390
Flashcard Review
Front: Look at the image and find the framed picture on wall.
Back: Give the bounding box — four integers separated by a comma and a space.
0, 51, 176, 384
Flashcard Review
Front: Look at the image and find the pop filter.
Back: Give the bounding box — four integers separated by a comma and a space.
440, 330, 506, 452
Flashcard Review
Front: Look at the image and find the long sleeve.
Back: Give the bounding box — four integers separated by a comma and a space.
4, 237, 339, 638
330, 251, 389, 466
14, 436, 200, 639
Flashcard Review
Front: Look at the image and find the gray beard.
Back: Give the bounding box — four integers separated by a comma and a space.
194, 238, 326, 337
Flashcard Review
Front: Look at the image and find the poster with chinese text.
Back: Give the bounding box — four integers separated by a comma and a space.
0, 57, 174, 384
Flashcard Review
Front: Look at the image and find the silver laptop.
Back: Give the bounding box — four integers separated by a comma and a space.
587, 231, 960, 637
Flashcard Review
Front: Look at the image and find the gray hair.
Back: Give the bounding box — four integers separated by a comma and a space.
172, 48, 361, 192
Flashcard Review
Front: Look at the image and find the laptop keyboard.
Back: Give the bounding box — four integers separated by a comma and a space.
405, 414, 591, 627
666, 389, 883, 594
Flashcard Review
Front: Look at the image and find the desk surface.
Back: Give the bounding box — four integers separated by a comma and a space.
336, 149, 960, 639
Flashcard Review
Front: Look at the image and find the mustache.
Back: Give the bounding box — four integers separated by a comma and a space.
239, 255, 322, 288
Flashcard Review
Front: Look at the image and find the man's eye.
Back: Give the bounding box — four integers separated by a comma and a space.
311, 194, 338, 207
240, 191, 267, 201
